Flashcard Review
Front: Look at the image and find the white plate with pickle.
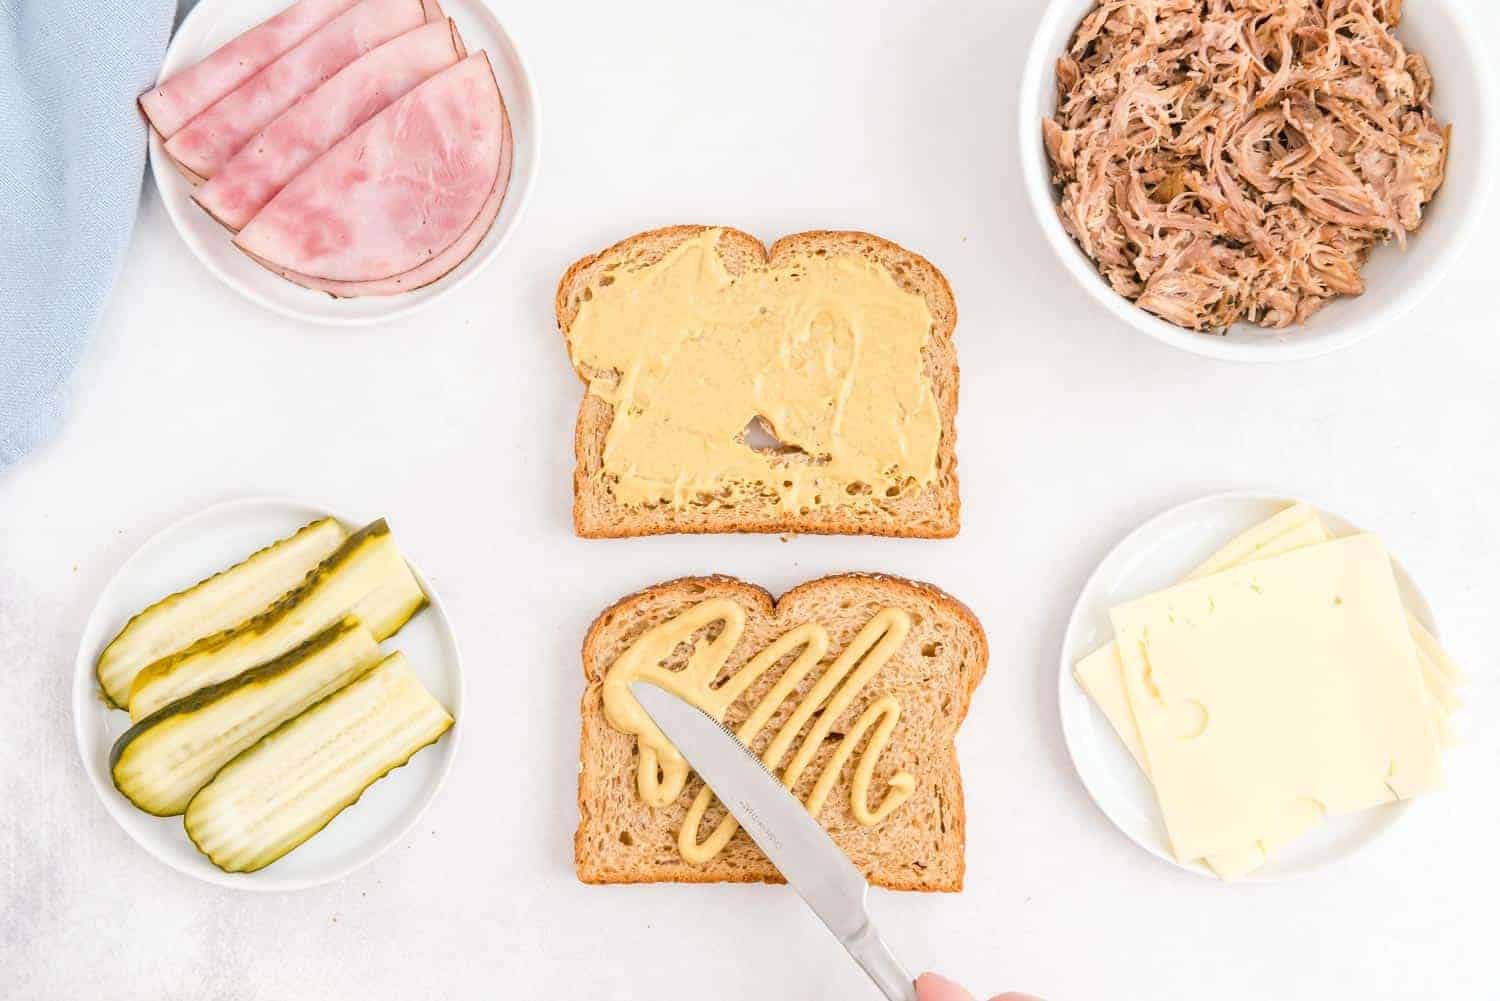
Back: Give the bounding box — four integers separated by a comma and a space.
72, 497, 464, 891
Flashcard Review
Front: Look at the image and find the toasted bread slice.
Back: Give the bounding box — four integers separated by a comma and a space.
575, 574, 987, 891
555, 227, 960, 538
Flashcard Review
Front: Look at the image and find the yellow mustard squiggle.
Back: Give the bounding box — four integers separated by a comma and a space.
600, 598, 916, 863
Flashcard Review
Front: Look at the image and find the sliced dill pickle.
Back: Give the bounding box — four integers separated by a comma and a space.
128, 520, 426, 720
110, 618, 380, 815
184, 653, 453, 872
96, 518, 347, 708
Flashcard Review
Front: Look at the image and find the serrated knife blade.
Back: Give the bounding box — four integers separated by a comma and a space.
631, 681, 918, 1001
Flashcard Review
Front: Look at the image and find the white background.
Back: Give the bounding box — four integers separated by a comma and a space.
2, 1, 1497, 998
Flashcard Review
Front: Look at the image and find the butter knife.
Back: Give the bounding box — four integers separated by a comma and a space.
631, 681, 919, 1001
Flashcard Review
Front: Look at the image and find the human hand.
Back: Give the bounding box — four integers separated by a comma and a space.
914, 971, 1044, 1001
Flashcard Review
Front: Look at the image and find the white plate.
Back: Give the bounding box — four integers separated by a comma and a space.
147, 0, 540, 326
1057, 491, 1436, 882
72, 497, 465, 891
1018, 0, 1495, 362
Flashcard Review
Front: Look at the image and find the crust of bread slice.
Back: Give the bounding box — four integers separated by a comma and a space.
554, 226, 961, 538
575, 573, 988, 891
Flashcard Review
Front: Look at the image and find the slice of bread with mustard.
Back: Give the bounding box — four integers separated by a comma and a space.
555, 226, 960, 538
575, 574, 987, 890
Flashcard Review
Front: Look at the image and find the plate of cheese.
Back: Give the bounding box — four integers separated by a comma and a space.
1059, 492, 1465, 882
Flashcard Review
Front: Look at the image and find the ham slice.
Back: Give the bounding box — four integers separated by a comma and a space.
235, 52, 508, 294
195, 19, 466, 231
246, 101, 511, 297
165, 0, 442, 182
140, 0, 360, 140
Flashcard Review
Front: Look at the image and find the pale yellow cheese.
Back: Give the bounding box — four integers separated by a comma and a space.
1075, 512, 1334, 773
1409, 612, 1468, 686
1075, 517, 1459, 770
1199, 798, 1328, 880
1420, 662, 1460, 751
1075, 506, 1462, 877
1111, 534, 1443, 863
1074, 644, 1149, 770
1186, 502, 1321, 580
1417, 649, 1464, 715
1075, 511, 1335, 878
1077, 645, 1323, 879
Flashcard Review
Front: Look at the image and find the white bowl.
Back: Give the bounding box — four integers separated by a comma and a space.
1057, 491, 1440, 881
72, 497, 465, 891
1018, 0, 1495, 362
148, 0, 540, 326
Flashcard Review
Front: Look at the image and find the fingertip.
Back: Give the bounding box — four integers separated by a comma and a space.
914, 972, 978, 1001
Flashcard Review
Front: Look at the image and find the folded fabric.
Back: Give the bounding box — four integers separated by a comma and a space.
0, 0, 175, 472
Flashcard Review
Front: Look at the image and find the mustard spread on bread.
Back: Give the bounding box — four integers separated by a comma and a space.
565, 229, 940, 513
601, 598, 915, 863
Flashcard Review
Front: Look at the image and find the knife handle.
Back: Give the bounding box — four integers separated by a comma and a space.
847, 921, 919, 1001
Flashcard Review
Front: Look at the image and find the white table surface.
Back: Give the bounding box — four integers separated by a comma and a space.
3, 1, 1497, 998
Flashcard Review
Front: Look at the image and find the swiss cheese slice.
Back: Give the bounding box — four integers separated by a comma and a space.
1076, 512, 1333, 877
1185, 502, 1322, 580
1076, 507, 1462, 877
1409, 612, 1468, 687
1075, 512, 1334, 772
1111, 534, 1443, 863
1075, 514, 1458, 773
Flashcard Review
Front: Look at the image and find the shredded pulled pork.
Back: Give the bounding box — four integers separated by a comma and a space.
1043, 0, 1450, 331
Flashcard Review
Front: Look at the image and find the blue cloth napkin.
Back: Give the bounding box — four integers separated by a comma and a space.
0, 0, 175, 472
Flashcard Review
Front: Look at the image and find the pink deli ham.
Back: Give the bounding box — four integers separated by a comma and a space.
165, 0, 442, 182
195, 19, 466, 231
140, 0, 362, 139
252, 97, 511, 297
235, 52, 508, 293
